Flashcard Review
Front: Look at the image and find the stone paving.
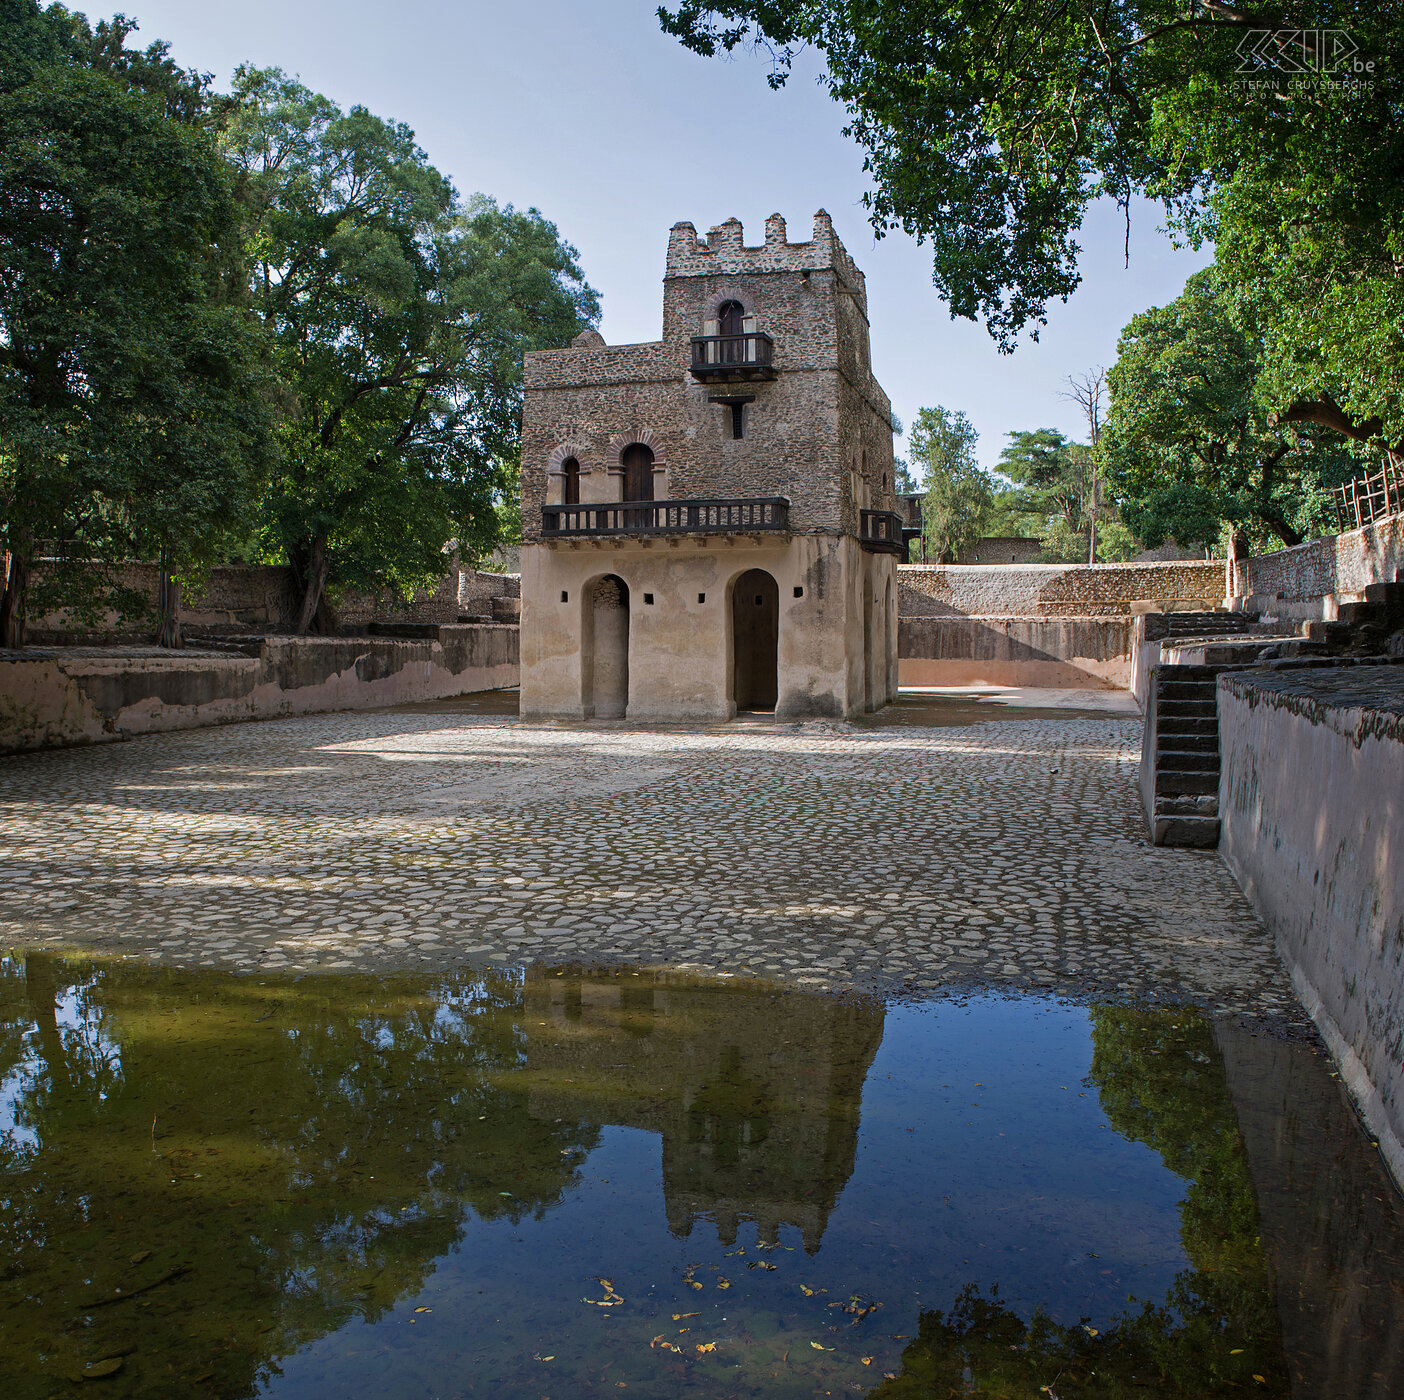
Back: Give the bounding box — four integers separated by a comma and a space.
0, 701, 1307, 1024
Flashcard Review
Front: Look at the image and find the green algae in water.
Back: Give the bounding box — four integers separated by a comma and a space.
2, 956, 1401, 1398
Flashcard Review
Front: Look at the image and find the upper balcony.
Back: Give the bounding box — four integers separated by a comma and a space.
542, 497, 790, 540
859, 509, 906, 555
689, 332, 777, 383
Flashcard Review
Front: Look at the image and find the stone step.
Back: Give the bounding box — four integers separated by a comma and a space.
1154, 768, 1219, 796
1157, 679, 1219, 700
1150, 814, 1221, 848
1153, 748, 1220, 771
1336, 601, 1384, 626
1154, 792, 1219, 817
1155, 730, 1218, 752
1363, 581, 1404, 608
1156, 715, 1218, 738
1157, 699, 1218, 718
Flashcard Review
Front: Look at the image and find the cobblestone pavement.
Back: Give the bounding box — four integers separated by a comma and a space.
0, 703, 1306, 1022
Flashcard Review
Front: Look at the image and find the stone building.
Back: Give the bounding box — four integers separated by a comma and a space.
519, 212, 901, 720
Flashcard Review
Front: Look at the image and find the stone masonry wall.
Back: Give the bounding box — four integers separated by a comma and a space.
25, 560, 518, 641
898, 561, 1224, 618
1237, 512, 1404, 619
520, 211, 898, 546
0, 625, 520, 754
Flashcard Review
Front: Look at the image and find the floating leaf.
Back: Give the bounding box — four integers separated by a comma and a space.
748, 1261, 777, 1271
1230, 1349, 1245, 1355
672, 1312, 699, 1320
1253, 1377, 1266, 1385
800, 1285, 815, 1297
414, 1307, 432, 1314
695, 1342, 716, 1354
1083, 1326, 1099, 1337
861, 1357, 874, 1366
75, 1359, 124, 1381
716, 1278, 731, 1289
810, 1341, 832, 1351
688, 1280, 703, 1290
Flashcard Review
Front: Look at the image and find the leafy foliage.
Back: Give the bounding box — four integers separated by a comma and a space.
910, 405, 992, 561
657, 2, 1404, 450
222, 67, 599, 630
0, 3, 275, 645
1101, 270, 1364, 551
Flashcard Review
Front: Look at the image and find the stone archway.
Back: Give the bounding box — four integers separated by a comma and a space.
584, 575, 629, 718
732, 569, 779, 712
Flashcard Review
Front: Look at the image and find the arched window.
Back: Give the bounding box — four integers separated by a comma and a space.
718, 300, 744, 365
561, 455, 581, 506
621, 443, 654, 503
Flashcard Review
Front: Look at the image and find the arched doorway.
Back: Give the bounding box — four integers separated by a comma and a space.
584, 575, 629, 718
732, 569, 779, 712
621, 443, 654, 503
718, 299, 744, 363
561, 455, 581, 506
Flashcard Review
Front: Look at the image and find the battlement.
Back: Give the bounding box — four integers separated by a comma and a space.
665, 211, 866, 305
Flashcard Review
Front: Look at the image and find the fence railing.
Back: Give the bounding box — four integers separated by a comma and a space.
542, 497, 790, 537
1333, 456, 1403, 532
858, 509, 906, 554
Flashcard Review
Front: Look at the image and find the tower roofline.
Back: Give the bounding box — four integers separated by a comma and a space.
665, 211, 866, 305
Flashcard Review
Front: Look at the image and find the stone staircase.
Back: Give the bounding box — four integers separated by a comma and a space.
1142, 665, 1225, 847
1303, 577, 1404, 654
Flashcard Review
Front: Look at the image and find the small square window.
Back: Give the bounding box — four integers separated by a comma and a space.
698, 592, 706, 604
644, 593, 655, 605
793, 586, 804, 598
560, 591, 569, 603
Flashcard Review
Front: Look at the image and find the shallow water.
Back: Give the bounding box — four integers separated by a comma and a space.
2, 957, 1401, 1398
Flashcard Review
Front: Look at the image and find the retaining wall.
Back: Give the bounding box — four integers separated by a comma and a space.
898, 616, 1130, 689
898, 560, 1222, 618
1235, 513, 1404, 622
0, 625, 519, 754
1218, 664, 1404, 1187
23, 559, 519, 641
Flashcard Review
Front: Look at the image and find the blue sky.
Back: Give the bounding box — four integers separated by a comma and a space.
123, 0, 1210, 471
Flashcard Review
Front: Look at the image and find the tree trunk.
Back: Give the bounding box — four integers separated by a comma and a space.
0, 539, 31, 649
1087, 461, 1099, 565
155, 553, 183, 649
294, 535, 330, 635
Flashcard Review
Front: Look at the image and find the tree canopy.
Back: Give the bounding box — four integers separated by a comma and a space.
657, 2, 1404, 453
0, 2, 275, 646
221, 67, 599, 632
1101, 269, 1362, 551
909, 404, 992, 561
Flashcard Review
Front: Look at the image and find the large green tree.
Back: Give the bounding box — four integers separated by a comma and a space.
1101, 269, 1362, 551
222, 68, 599, 632
0, 3, 275, 647
909, 404, 992, 561
657, 3, 1404, 452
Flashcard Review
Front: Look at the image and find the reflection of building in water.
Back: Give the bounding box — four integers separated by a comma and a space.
522, 972, 884, 1252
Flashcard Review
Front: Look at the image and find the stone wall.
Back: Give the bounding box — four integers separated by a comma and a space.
0, 626, 519, 754
1236, 512, 1404, 621
898, 561, 1223, 618
1218, 664, 1404, 1188
24, 559, 518, 641
899, 616, 1131, 688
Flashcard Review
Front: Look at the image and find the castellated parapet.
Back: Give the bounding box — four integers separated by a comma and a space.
518, 212, 899, 723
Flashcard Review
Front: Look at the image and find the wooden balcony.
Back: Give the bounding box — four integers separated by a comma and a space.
542, 497, 790, 539
859, 509, 906, 554
689, 332, 776, 382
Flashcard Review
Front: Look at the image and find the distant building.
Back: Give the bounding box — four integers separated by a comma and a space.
958, 537, 1045, 565
518, 212, 901, 721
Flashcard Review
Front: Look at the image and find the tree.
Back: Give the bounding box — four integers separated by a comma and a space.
222, 68, 599, 632
910, 405, 990, 561
656, 4, 1404, 451
1061, 369, 1105, 564
0, 4, 275, 647
995, 428, 1094, 561
1100, 269, 1363, 553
